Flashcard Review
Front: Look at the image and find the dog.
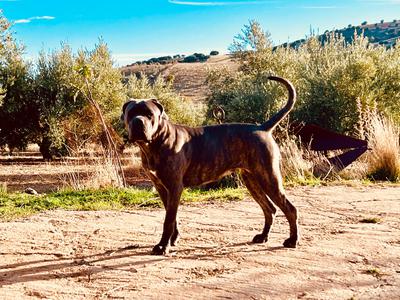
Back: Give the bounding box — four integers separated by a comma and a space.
121, 76, 298, 255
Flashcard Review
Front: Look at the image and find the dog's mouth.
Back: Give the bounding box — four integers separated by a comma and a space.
128, 126, 153, 144
129, 131, 151, 144
127, 117, 154, 144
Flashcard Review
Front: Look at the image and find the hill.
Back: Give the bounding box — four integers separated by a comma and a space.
285, 19, 400, 49
121, 54, 237, 102
121, 20, 400, 102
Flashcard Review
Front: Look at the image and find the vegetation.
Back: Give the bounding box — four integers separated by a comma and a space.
0, 187, 246, 221
0, 14, 34, 153
207, 20, 400, 182
1, 12, 399, 185
127, 52, 211, 66
366, 116, 400, 181
125, 74, 205, 126
364, 268, 382, 278
182, 53, 209, 63
0, 26, 125, 158
286, 19, 400, 49
0, 13, 202, 158
208, 20, 400, 132
360, 217, 381, 224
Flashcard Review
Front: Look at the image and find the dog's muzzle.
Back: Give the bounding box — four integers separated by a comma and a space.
128, 117, 152, 143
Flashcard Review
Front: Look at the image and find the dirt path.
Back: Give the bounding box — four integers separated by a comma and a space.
1, 185, 399, 299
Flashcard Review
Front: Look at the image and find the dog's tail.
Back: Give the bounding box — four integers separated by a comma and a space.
261, 76, 296, 131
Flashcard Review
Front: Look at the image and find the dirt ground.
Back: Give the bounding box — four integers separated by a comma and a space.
0, 185, 399, 299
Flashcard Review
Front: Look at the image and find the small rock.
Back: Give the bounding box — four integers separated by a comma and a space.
25, 187, 38, 195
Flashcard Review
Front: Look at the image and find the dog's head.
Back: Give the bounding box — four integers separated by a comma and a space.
121, 99, 168, 143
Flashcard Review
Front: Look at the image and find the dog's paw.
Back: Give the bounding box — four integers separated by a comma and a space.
283, 237, 298, 248
151, 244, 169, 255
252, 234, 268, 244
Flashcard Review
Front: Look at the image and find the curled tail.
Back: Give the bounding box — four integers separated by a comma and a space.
261, 76, 297, 131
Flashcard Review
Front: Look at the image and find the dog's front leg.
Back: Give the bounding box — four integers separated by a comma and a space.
152, 183, 183, 255
152, 182, 180, 247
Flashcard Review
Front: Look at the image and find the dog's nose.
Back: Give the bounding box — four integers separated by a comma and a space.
133, 117, 145, 130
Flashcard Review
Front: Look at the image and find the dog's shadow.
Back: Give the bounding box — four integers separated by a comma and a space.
0, 245, 158, 287
174, 242, 285, 259
0, 243, 284, 286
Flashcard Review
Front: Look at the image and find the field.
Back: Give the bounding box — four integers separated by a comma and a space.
121, 54, 237, 102
1, 147, 400, 299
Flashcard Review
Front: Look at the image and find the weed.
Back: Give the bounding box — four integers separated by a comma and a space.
360, 217, 381, 224
365, 268, 382, 278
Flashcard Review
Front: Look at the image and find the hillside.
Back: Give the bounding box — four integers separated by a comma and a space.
286, 19, 400, 49
121, 20, 400, 102
121, 54, 237, 102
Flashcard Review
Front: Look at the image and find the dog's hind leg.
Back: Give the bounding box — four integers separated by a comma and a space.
242, 172, 277, 244
256, 169, 299, 248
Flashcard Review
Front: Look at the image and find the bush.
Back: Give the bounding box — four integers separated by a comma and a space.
207, 21, 299, 125
0, 16, 126, 159
33, 46, 78, 158
210, 50, 219, 56
182, 55, 198, 63
0, 13, 37, 152
207, 20, 400, 135
125, 74, 205, 126
182, 53, 209, 63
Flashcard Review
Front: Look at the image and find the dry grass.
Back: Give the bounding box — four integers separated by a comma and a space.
281, 115, 400, 183
280, 136, 336, 183
60, 148, 126, 191
366, 116, 400, 182
280, 137, 313, 181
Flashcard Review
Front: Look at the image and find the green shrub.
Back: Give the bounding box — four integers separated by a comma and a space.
0, 13, 36, 152
207, 20, 400, 136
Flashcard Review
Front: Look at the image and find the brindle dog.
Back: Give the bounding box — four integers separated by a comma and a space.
121, 76, 298, 255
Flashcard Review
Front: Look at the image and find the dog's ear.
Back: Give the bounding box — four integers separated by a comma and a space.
122, 99, 137, 115
121, 99, 137, 124
150, 99, 169, 120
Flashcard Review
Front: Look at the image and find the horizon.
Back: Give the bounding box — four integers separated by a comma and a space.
1, 0, 399, 66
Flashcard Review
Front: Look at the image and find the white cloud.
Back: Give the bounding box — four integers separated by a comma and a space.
31, 16, 55, 20
168, 0, 276, 6
14, 19, 31, 24
14, 15, 55, 24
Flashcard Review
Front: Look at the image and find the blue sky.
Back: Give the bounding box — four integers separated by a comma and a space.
1, 0, 400, 66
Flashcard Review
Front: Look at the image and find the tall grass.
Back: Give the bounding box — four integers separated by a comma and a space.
366, 115, 400, 181
279, 135, 336, 184
60, 148, 126, 190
